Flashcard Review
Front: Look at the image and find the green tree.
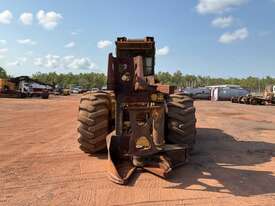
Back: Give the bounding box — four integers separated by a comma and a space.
32, 72, 107, 89
30, 70, 275, 92
0, 66, 7, 78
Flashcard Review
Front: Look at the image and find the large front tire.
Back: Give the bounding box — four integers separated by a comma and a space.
166, 94, 196, 149
78, 92, 114, 153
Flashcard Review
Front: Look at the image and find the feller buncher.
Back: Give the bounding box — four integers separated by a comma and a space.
77, 37, 196, 184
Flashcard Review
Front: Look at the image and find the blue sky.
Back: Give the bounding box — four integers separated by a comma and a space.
0, 0, 274, 77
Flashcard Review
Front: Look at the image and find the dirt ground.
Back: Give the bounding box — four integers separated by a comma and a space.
0, 95, 275, 206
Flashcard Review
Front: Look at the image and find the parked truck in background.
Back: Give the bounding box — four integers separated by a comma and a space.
53, 85, 70, 96
0, 76, 51, 99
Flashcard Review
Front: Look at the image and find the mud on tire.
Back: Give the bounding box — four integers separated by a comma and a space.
78, 91, 114, 153
166, 94, 196, 149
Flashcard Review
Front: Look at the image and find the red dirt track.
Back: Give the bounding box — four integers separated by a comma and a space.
1, 95, 275, 206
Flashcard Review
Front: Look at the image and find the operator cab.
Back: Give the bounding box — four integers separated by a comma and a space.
116, 37, 155, 76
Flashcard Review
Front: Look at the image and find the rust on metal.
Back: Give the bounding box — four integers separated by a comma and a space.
105, 37, 193, 184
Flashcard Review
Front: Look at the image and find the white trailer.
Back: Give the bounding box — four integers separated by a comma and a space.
207, 85, 249, 101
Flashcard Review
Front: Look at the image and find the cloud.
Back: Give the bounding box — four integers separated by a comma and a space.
34, 58, 43, 66
18, 57, 27, 62
44, 54, 61, 68
257, 30, 272, 37
0, 48, 8, 53
62, 56, 75, 65
36, 10, 63, 30
64, 41, 76, 48
17, 39, 37, 45
212, 16, 234, 28
219, 27, 248, 44
0, 40, 7, 45
0, 10, 13, 24
25, 51, 33, 56
156, 46, 170, 56
7, 57, 28, 67
34, 56, 61, 68
71, 29, 82, 36
67, 58, 96, 70
19, 13, 33, 25
7, 61, 21, 67
97, 40, 112, 49
196, 0, 247, 14
34, 55, 96, 70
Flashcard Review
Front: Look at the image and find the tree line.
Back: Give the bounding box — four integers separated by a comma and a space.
1, 67, 275, 91
157, 71, 275, 92
33, 70, 275, 92
32, 72, 106, 89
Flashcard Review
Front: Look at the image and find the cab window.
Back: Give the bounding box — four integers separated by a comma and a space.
144, 57, 154, 76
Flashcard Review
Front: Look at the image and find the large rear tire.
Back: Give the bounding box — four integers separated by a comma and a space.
78, 91, 114, 153
166, 94, 196, 149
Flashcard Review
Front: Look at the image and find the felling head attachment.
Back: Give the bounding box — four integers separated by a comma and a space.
106, 107, 190, 185
104, 37, 191, 184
